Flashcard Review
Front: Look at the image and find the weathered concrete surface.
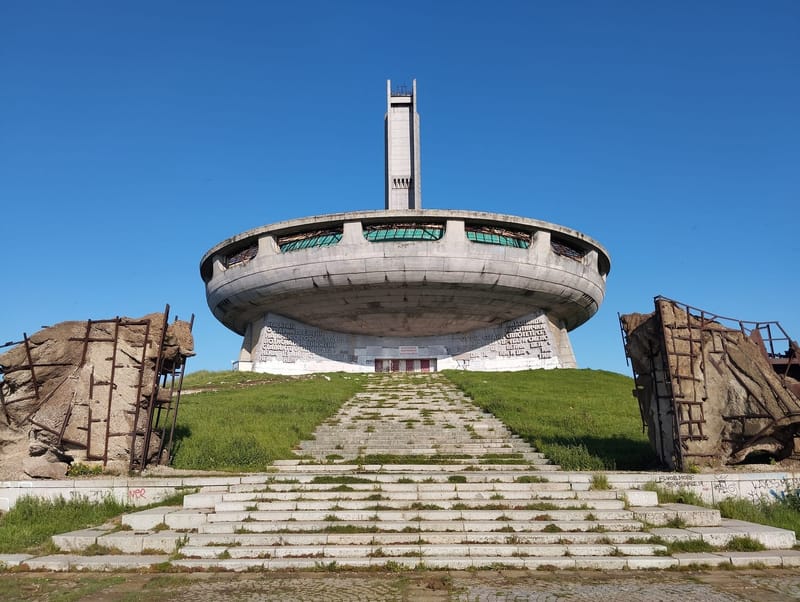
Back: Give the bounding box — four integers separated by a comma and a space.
0, 313, 194, 480
621, 298, 800, 470
202, 212, 609, 338
201, 209, 609, 373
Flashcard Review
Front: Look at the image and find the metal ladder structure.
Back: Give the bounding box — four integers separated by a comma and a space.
621, 296, 800, 470
0, 305, 193, 472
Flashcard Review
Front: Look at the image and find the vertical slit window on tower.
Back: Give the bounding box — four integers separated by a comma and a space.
278, 228, 344, 252
363, 223, 444, 242
465, 225, 531, 248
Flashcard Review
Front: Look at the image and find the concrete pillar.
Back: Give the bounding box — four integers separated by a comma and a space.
547, 316, 577, 368
258, 235, 279, 255
584, 249, 599, 273
237, 322, 255, 370
341, 221, 364, 245
530, 230, 551, 260
443, 219, 466, 245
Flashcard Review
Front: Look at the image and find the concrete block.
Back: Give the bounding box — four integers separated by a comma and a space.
564, 544, 616, 557
164, 509, 209, 530
51, 528, 107, 551
725, 552, 784, 568
625, 556, 678, 569
70, 554, 170, 570
0, 554, 33, 568
23, 555, 74, 571
522, 557, 577, 569
573, 557, 627, 570
121, 506, 181, 530
422, 556, 475, 569
182, 492, 224, 508
673, 553, 731, 567
179, 546, 228, 559
620, 489, 659, 507
614, 543, 667, 556
648, 527, 701, 543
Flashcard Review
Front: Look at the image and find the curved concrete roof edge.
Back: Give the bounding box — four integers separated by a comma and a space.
199, 208, 611, 271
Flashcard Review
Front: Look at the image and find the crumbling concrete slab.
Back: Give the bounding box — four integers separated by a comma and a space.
621, 297, 800, 470
0, 308, 193, 479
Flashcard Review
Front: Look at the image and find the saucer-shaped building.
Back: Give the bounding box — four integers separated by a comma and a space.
200, 82, 610, 373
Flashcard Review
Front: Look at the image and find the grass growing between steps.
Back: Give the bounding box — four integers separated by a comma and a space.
169, 372, 367, 472
646, 483, 800, 538
0, 496, 129, 554
717, 497, 800, 538
0, 491, 193, 554
442, 369, 658, 470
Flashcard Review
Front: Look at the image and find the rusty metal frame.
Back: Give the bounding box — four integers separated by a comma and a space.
1, 307, 192, 472
622, 296, 800, 469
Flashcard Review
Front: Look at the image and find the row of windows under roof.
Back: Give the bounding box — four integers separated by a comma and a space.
220, 224, 588, 263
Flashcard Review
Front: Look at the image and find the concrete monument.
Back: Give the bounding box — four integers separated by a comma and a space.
201, 81, 610, 373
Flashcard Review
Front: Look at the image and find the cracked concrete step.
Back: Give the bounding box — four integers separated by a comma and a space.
203, 508, 639, 523
197, 519, 648, 534
168, 551, 800, 571
22, 554, 170, 571
177, 542, 668, 560
631, 504, 721, 527
182, 530, 658, 547
213, 485, 616, 498
652, 519, 798, 549
211, 499, 628, 512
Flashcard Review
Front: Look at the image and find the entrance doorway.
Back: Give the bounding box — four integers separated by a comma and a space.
374, 358, 437, 373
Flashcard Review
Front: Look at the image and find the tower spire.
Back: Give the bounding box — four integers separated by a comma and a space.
385, 79, 421, 210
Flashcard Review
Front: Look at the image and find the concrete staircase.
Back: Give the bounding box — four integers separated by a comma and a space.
43, 374, 800, 571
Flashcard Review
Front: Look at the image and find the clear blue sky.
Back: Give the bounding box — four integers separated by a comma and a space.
2, 1, 798, 376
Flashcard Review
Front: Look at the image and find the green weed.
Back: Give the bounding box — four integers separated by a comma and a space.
0, 495, 129, 554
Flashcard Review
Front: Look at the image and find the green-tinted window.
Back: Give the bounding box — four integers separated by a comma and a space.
279, 231, 343, 253
465, 229, 530, 248
364, 224, 444, 242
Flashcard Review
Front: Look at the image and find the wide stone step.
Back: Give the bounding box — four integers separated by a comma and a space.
170, 555, 682, 571
198, 519, 647, 534
184, 530, 652, 548
210, 487, 624, 501
212, 499, 627, 512
205, 508, 636, 523
177, 542, 667, 560
631, 504, 721, 527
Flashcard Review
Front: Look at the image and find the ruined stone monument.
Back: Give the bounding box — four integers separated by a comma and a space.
200, 81, 610, 374
621, 296, 800, 470
0, 307, 194, 479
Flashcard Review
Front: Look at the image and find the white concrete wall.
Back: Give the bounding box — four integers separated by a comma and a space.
245, 311, 569, 374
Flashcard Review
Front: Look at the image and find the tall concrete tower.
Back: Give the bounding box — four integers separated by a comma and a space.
385, 79, 421, 210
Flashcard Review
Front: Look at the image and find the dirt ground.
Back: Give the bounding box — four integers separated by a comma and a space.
1, 568, 800, 601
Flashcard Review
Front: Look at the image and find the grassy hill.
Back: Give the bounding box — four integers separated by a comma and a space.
442, 369, 658, 470
170, 371, 367, 471
168, 368, 655, 472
